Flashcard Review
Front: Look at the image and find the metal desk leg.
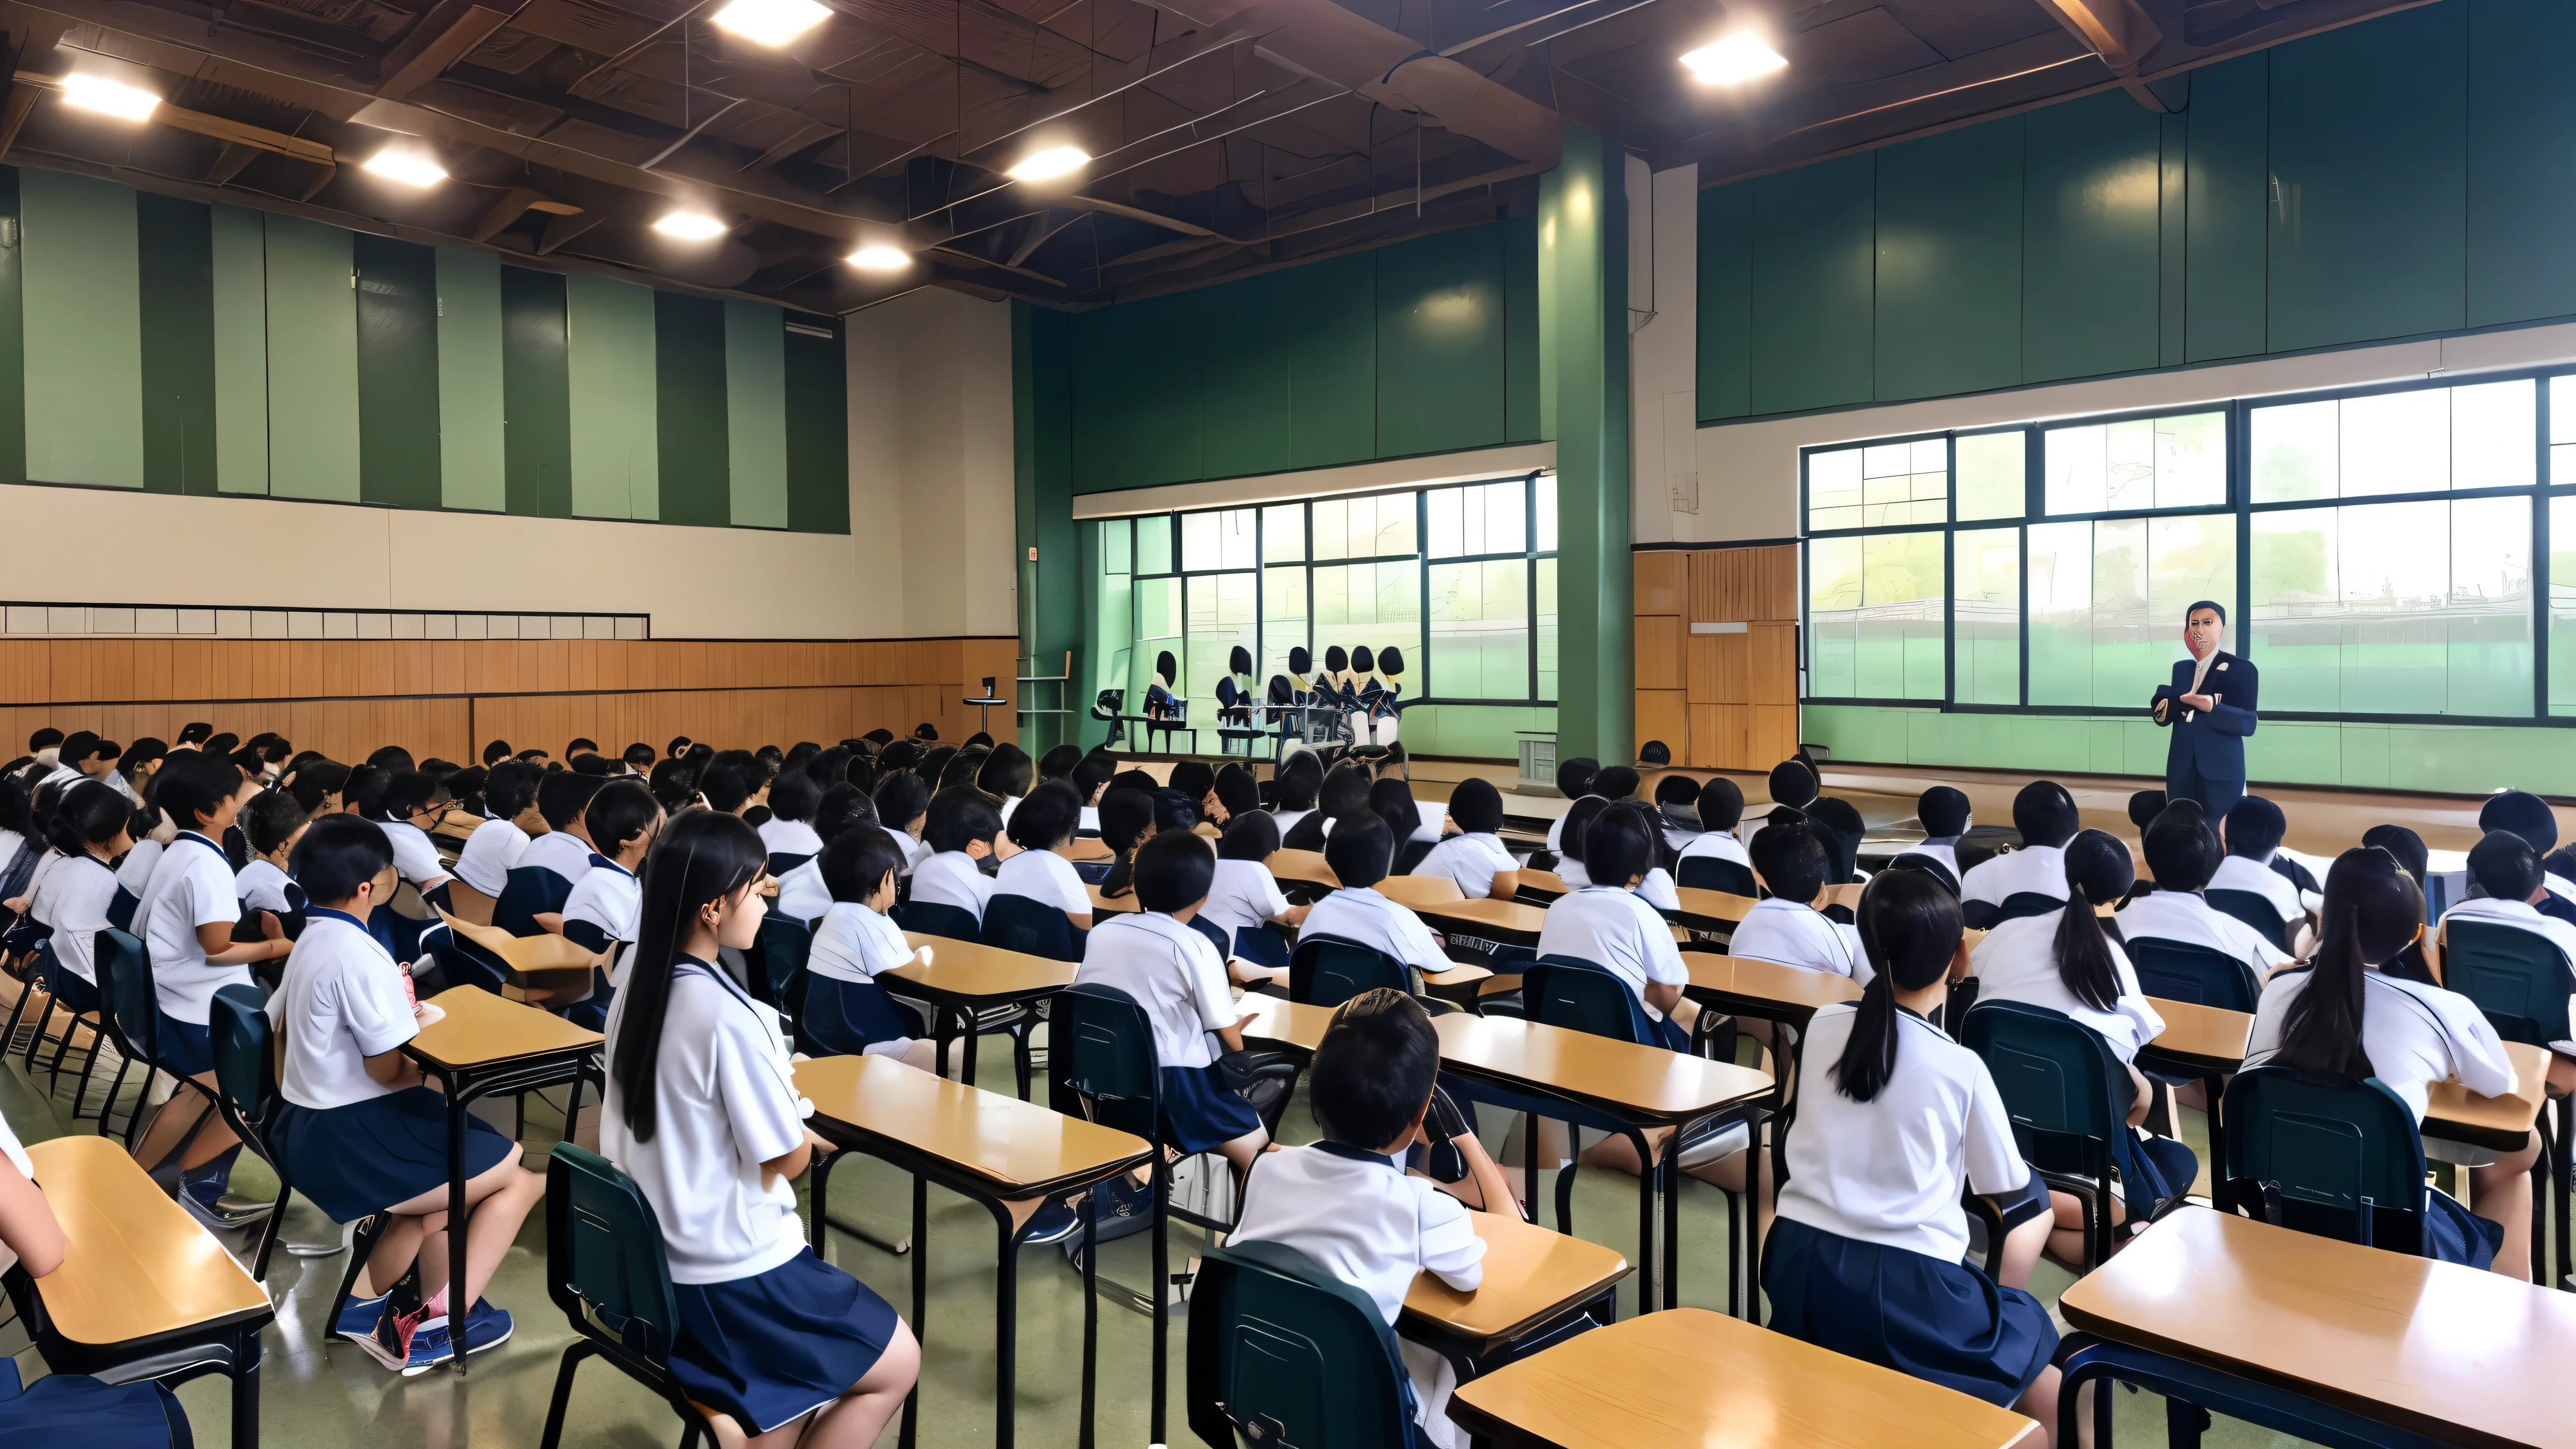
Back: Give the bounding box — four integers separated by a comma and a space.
1151, 1156, 1169, 1448
1663, 1143, 1682, 1311
809, 1150, 839, 1255
994, 1210, 1019, 1449
1633, 1130, 1657, 1313
2203, 1074, 2226, 1204
447, 1078, 470, 1376
1079, 1191, 1099, 1449
232, 1324, 262, 1449
1745, 1114, 1763, 1323
899, 1175, 926, 1449
2558, 1095, 2572, 1291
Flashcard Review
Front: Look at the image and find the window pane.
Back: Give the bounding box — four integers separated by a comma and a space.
1262, 567, 1307, 684
2045, 411, 2224, 514
2028, 514, 2235, 706
1312, 562, 1421, 682
1263, 504, 1304, 563
2251, 497, 2531, 717
1184, 573, 1257, 718
1535, 558, 1558, 701
1429, 559, 1530, 700
1314, 492, 1415, 560
2250, 400, 2338, 503
1182, 509, 1254, 571
1535, 475, 1557, 552
1133, 576, 1181, 704
1807, 447, 1863, 532
1956, 431, 2024, 520
1807, 531, 1943, 699
2453, 381, 2534, 491
1809, 440, 1945, 532
2342, 387, 2457, 497
2551, 497, 2576, 715
1952, 527, 2020, 704
1474, 480, 1526, 555
2253, 382, 2534, 501
1104, 518, 1131, 575
1426, 488, 1462, 559
1136, 514, 1173, 574
2553, 377, 2576, 487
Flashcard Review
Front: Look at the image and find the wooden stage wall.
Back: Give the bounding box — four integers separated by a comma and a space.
1634, 545, 1799, 771
0, 636, 1021, 764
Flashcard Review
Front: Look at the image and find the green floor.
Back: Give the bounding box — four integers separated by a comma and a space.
0, 1033, 2328, 1448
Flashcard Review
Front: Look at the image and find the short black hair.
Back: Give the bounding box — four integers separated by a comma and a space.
874, 772, 930, 831
344, 763, 391, 819
586, 780, 662, 857
242, 789, 309, 857
1168, 760, 1215, 804
1918, 786, 1970, 838
2362, 823, 2429, 886
484, 760, 544, 819
1219, 808, 1281, 862
291, 812, 396, 905
1767, 758, 1818, 809
482, 739, 513, 765
700, 764, 753, 814
624, 742, 658, 771
1008, 780, 1083, 852
2479, 790, 2560, 856
570, 752, 612, 777
1555, 756, 1598, 798
567, 737, 598, 755
1072, 750, 1118, 801
157, 748, 245, 832
2470, 829, 2542, 903
1751, 818, 1827, 904
538, 770, 605, 830
924, 785, 1003, 854
1592, 765, 1640, 801
2224, 794, 2285, 859
768, 768, 820, 824
1037, 745, 1082, 782
1099, 788, 1155, 852
1653, 773, 1699, 808
2012, 780, 2080, 849
377, 769, 447, 821
1133, 828, 1216, 913
2126, 790, 2167, 831
2185, 599, 2227, 625
1588, 801, 1660, 886
1695, 776, 1745, 831
979, 743, 1035, 800
1214, 764, 1260, 819
367, 745, 416, 773
286, 758, 351, 816
1446, 776, 1503, 835
820, 824, 907, 904
1275, 755, 1322, 811
57, 731, 103, 765
1324, 812, 1394, 890
174, 723, 209, 747
1310, 990, 1439, 1149
814, 783, 879, 840
2141, 799, 2221, 893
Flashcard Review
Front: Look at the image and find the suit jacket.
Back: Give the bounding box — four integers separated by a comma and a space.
2152, 652, 2258, 782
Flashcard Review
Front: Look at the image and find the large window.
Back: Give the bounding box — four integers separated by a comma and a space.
1105, 474, 1557, 716
1801, 370, 2565, 726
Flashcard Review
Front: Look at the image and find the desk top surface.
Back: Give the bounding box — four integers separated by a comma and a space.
1418, 898, 1549, 938
1681, 951, 1862, 1014
1269, 849, 1338, 890
24, 1135, 271, 1346
1670, 887, 1757, 924
2424, 1040, 2550, 1145
2140, 997, 2251, 1068
1446, 1307, 2041, 1449
1376, 875, 1468, 909
407, 985, 602, 1070
2058, 1206, 2575, 1449
439, 909, 597, 981
794, 1054, 1148, 1196
1402, 1208, 1628, 1345
1431, 1013, 1771, 1123
886, 934, 1074, 999
1087, 885, 1136, 915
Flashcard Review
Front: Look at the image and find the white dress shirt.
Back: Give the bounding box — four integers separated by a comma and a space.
1072, 911, 1240, 1068
1970, 908, 2168, 1062
1727, 897, 1865, 980
1533, 886, 1689, 1021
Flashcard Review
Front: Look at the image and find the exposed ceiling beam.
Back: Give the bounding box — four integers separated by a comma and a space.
377, 0, 525, 101
469, 184, 545, 241
15, 68, 335, 164
2032, 0, 2171, 111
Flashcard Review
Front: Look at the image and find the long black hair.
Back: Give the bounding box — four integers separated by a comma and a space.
47, 780, 130, 860
1836, 870, 1963, 1102
2051, 829, 2135, 1013
2277, 847, 2424, 1080
610, 809, 769, 1144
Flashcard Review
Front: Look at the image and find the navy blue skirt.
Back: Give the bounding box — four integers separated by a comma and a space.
2424, 1186, 2504, 1270
39, 943, 97, 1014
2122, 1132, 2199, 1220
152, 1009, 214, 1077
671, 1247, 900, 1435
1160, 1063, 1262, 1155
801, 977, 921, 1057
1763, 1216, 2057, 1408
270, 1087, 516, 1223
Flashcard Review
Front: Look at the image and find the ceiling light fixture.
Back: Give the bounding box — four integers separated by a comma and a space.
362, 150, 447, 187
652, 211, 729, 242
1006, 145, 1090, 182
1679, 32, 1787, 85
60, 74, 160, 122
847, 244, 910, 271
708, 0, 831, 48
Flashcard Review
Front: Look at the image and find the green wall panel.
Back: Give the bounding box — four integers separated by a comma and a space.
136, 192, 215, 496
1505, 216, 1540, 443
565, 272, 658, 519
784, 316, 847, 535
435, 248, 505, 511
654, 292, 729, 528
2184, 53, 2269, 362
21, 169, 142, 489
1542, 123, 1632, 763
210, 206, 269, 496
1376, 223, 1507, 458
263, 214, 360, 501
2266, 1, 2467, 352
354, 234, 441, 511
1697, 184, 1753, 421
500, 265, 570, 518
2157, 111, 2188, 368
1014, 303, 1080, 753
1198, 269, 1289, 480
1875, 120, 2023, 401
1748, 153, 1875, 415
1282, 252, 1375, 470
1072, 288, 1203, 491
0, 172, 23, 486
2022, 91, 2161, 384
724, 299, 787, 529
2465, 0, 2576, 326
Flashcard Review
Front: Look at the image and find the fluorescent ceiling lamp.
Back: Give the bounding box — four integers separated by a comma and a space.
362, 150, 447, 187
709, 0, 831, 47
1679, 32, 1787, 85
60, 74, 159, 121
653, 211, 728, 241
847, 244, 909, 271
1007, 145, 1089, 182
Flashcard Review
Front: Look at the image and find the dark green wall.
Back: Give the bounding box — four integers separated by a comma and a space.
137, 192, 216, 496
654, 292, 731, 528
1700, 0, 2576, 419
1064, 218, 1542, 494
501, 265, 571, 518
784, 317, 848, 535
354, 233, 441, 510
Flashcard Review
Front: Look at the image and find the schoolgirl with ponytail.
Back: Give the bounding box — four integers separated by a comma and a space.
1767, 870, 2063, 1443
599, 808, 918, 1445
25, 780, 135, 1011
2247, 844, 2532, 1275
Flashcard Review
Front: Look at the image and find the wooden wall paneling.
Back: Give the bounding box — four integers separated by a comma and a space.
1633, 550, 1687, 616
1634, 615, 1683, 691
1636, 689, 1687, 754
134, 640, 171, 701
1748, 622, 1798, 705
356, 640, 397, 698
1684, 704, 1740, 769
47, 641, 88, 703
1751, 704, 1799, 764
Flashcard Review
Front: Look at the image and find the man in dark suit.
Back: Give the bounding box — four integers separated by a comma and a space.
2150, 599, 2258, 820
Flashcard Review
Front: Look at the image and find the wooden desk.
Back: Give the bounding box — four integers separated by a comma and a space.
1819, 882, 1864, 912
1419, 897, 1548, 960
1513, 868, 1569, 906
1234, 993, 1336, 1056
1085, 884, 1136, 915
1402, 1209, 1628, 1354
1446, 1307, 2041, 1449
16, 1135, 273, 1448
1377, 874, 1467, 909
797, 1055, 1152, 1449
884, 933, 1074, 1094
1666, 886, 1757, 935
2058, 1206, 2575, 1449
2424, 1040, 2550, 1153
1269, 848, 1338, 896
1067, 835, 1111, 862
2137, 997, 2251, 1078
404, 985, 601, 1379
1680, 951, 1860, 1025
438, 908, 596, 989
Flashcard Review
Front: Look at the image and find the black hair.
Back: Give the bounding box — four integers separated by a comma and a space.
1072, 750, 1119, 802
699, 764, 753, 815
813, 783, 879, 841
2360, 824, 2428, 886
2051, 830, 2135, 1013
1219, 809, 1280, 862
1275, 758, 1322, 813
1653, 773, 1699, 808
1557, 796, 1609, 866
228, 745, 265, 780
1318, 763, 1372, 821
1750, 817, 1826, 904
157, 748, 245, 833
1835, 870, 1964, 1102
1638, 740, 1672, 767
924, 785, 1003, 854
482, 739, 513, 765
1446, 777, 1503, 835
1110, 767, 1158, 796
343, 763, 391, 819
915, 744, 958, 786
1767, 758, 1818, 810
978, 743, 1035, 801
1099, 788, 1156, 855
376, 770, 447, 822
613, 810, 770, 1143
1695, 776, 1745, 832
204, 732, 240, 757
47, 780, 131, 858
938, 746, 990, 795
1037, 745, 1083, 782
367, 745, 416, 773
820, 824, 906, 905
2185, 599, 2226, 625
0, 775, 29, 838
484, 760, 544, 820
2223, 794, 2286, 859
874, 772, 930, 832
1006, 780, 1082, 852
665, 736, 691, 758
1918, 786, 1970, 838
538, 770, 605, 830
1214, 764, 1260, 820
1554, 756, 1599, 799
1324, 812, 1394, 890
1133, 828, 1216, 913
2469, 830, 2543, 902
648, 758, 698, 814
516, 748, 550, 764
55, 731, 101, 767
240, 789, 308, 858
587, 780, 663, 860
286, 758, 351, 816
291, 812, 397, 906
617, 742, 652, 772
1592, 765, 1640, 802
1585, 802, 1657, 887
2141, 799, 2221, 893
1311, 989, 1440, 1148
1807, 797, 1865, 875
1168, 760, 1215, 805
2479, 790, 2559, 856
570, 753, 613, 777
1368, 775, 1421, 844
2009, 780, 2079, 848
174, 723, 209, 747
2277, 847, 2423, 1079
567, 737, 598, 756
2126, 790, 2167, 831
1150, 787, 1200, 835
767, 768, 820, 824
444, 764, 488, 816
119, 737, 167, 782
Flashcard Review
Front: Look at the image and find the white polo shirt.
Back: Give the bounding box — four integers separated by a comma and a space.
235, 858, 301, 916
2114, 889, 2290, 972
601, 957, 808, 1285
1960, 845, 2067, 909
1534, 886, 1689, 1020
565, 858, 641, 986
1776, 1002, 2030, 1262
1299, 887, 1449, 976
452, 818, 528, 897
516, 830, 596, 886
1231, 1141, 1485, 1324
994, 848, 1089, 916
2245, 966, 2516, 1121
1072, 911, 1239, 1068
807, 901, 916, 985
38, 853, 118, 984
379, 819, 451, 891
881, 825, 929, 875
757, 818, 823, 860
1675, 830, 1752, 872
774, 858, 830, 925
115, 838, 163, 899
2209, 853, 2303, 923
1728, 897, 1863, 981
909, 850, 994, 921
1550, 858, 1680, 909
268, 909, 416, 1111
1413, 833, 1515, 899
142, 831, 251, 1024
1970, 908, 2167, 1062
1199, 859, 1290, 940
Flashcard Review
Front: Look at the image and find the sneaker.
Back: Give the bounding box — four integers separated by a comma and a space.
1060, 1173, 1156, 1259
458, 1300, 513, 1357
1018, 1197, 1083, 1246
352, 1304, 453, 1377
332, 1291, 392, 1343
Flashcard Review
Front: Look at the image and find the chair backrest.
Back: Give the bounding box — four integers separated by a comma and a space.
94, 928, 158, 1066
2123, 936, 2263, 1013
545, 1144, 684, 1372
1287, 935, 1415, 1008
1185, 1240, 1416, 1449
2441, 921, 2574, 1045
1958, 999, 2129, 1177
1992, 891, 2067, 927
982, 893, 1081, 963
894, 899, 982, 943
2221, 1067, 2427, 1253
1050, 983, 1160, 1138
1522, 955, 1658, 1046
208, 984, 272, 1124
751, 914, 813, 1018
2205, 889, 2289, 950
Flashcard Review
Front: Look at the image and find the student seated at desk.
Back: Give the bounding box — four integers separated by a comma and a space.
1672, 776, 1751, 879
1093, 788, 1155, 901
979, 744, 1034, 827
2212, 796, 2314, 953
2475, 791, 2576, 926
872, 772, 931, 879
1169, 760, 1218, 826
1652, 771, 1702, 855
992, 780, 1092, 936
452, 762, 543, 902
1071, 750, 1118, 836
1372, 777, 1445, 858
1767, 871, 2062, 1445
1958, 781, 2078, 931
800, 828, 939, 1073
564, 781, 663, 1005
1035, 743, 1082, 796
235, 789, 311, 935
1897, 786, 1972, 891
495, 772, 605, 936
1553, 799, 1681, 908
776, 786, 876, 928
605, 810, 919, 1447
1969, 830, 2197, 1267
371, 771, 455, 908
1282, 763, 1370, 853
1299, 815, 1452, 984
1536, 806, 1696, 1049
1728, 821, 1863, 980
27, 782, 131, 1020
269, 815, 543, 1374
2114, 800, 2289, 977
755, 769, 824, 873
1213, 764, 1262, 829
1268, 753, 1322, 840
2360, 825, 2442, 986
1073, 830, 1272, 1179
283, 757, 352, 819
1203, 811, 1307, 981
909, 787, 1002, 926
2438, 833, 2576, 1086
1412, 777, 1518, 902
1230, 989, 1513, 1449
2246, 845, 2534, 1277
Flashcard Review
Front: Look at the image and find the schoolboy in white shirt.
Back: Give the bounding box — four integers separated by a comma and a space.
563, 781, 662, 1011
2211, 794, 2307, 933
2113, 799, 2291, 975
801, 828, 940, 1072
1202, 811, 1307, 979
1298, 816, 1452, 982
1728, 820, 1865, 980
452, 761, 543, 901
1409, 777, 1518, 901
496, 771, 605, 936
874, 774, 933, 877
234, 789, 310, 923
2439, 832, 2576, 1070
373, 770, 455, 902
776, 785, 878, 926
1958, 780, 2080, 931
1533, 804, 1694, 1047
1674, 776, 1754, 889
908, 786, 1002, 926
756, 769, 826, 870
991, 780, 1094, 935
